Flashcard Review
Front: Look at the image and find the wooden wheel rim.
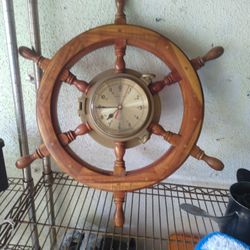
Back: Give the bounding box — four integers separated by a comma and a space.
37, 24, 204, 192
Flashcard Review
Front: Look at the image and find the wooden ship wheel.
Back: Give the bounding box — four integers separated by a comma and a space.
16, 0, 224, 227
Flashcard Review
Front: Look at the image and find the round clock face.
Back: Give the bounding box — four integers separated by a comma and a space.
89, 77, 150, 139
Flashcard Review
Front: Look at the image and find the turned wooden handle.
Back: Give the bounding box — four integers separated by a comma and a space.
202, 46, 224, 62
19, 46, 40, 62
115, 0, 126, 24
191, 146, 224, 171
16, 144, 49, 169
201, 154, 224, 171
19, 46, 50, 72
16, 123, 91, 169
149, 46, 224, 94
113, 191, 125, 227
114, 142, 126, 176
59, 67, 89, 93
149, 123, 224, 171
19, 46, 89, 93
191, 46, 224, 70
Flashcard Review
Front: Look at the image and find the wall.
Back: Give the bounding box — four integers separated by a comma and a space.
0, 0, 249, 188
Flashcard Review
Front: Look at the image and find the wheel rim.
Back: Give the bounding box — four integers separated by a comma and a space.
37, 24, 204, 191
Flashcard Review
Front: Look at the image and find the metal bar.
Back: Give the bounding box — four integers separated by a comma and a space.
26, 0, 56, 247
94, 191, 109, 248
85, 190, 102, 248
136, 190, 140, 250
1, 183, 41, 248
57, 183, 84, 249
2, 1, 40, 249
26, 0, 42, 87
76, 188, 97, 249
21, 175, 59, 248
2, 172, 230, 249
40, 175, 71, 249
54, 180, 80, 238
151, 188, 155, 250
10, 179, 44, 248
181, 186, 198, 247
157, 186, 163, 250
196, 187, 214, 234
127, 192, 134, 249
163, 185, 171, 248
18, 173, 62, 248
144, 188, 147, 249
0, 180, 21, 216
101, 193, 114, 250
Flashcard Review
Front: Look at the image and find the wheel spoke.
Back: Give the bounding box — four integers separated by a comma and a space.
19, 46, 89, 93
113, 191, 125, 227
113, 141, 126, 176
148, 123, 224, 170
114, 0, 126, 24
114, 39, 127, 73
15, 123, 92, 169
113, 141, 126, 227
114, 0, 127, 73
149, 46, 224, 94
148, 70, 180, 94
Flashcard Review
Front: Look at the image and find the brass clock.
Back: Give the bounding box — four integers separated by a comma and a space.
79, 69, 160, 148
16, 0, 224, 227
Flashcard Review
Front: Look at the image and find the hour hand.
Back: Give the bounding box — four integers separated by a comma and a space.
107, 113, 114, 120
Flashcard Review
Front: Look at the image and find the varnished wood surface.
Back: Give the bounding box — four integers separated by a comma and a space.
115, 0, 126, 24
114, 39, 126, 73
15, 123, 91, 169
113, 142, 126, 226
19, 46, 89, 93
36, 24, 204, 192
149, 123, 224, 171
149, 46, 224, 94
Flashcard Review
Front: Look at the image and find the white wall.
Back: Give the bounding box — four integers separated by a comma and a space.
0, 0, 249, 188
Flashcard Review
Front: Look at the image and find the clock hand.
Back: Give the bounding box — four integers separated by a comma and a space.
107, 113, 114, 120
107, 109, 119, 120
120, 86, 130, 105
96, 105, 117, 109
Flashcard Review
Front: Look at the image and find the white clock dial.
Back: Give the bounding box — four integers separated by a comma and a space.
90, 77, 150, 138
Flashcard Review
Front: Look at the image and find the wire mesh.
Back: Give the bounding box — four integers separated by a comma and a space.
1, 172, 229, 250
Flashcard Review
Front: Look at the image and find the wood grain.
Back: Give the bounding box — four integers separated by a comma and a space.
36, 24, 204, 192
19, 46, 89, 93
115, 0, 126, 24
115, 39, 127, 73
149, 46, 224, 94
16, 123, 91, 169
149, 123, 224, 171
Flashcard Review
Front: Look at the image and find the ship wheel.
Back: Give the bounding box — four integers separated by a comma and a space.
16, 0, 224, 227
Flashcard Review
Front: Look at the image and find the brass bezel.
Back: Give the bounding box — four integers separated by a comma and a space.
78, 69, 161, 148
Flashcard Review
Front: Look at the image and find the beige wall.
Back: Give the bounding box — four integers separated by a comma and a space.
0, 0, 249, 187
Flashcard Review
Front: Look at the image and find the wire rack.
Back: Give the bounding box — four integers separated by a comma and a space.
0, 172, 229, 250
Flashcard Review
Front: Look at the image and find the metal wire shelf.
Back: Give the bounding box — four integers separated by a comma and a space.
0, 172, 229, 249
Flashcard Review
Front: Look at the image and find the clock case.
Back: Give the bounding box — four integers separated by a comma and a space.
78, 69, 161, 148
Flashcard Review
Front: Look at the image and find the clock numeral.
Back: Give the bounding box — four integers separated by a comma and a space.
128, 122, 132, 128
135, 95, 140, 100
128, 87, 132, 94
118, 85, 122, 91
101, 94, 106, 99
134, 115, 139, 120
137, 105, 143, 110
